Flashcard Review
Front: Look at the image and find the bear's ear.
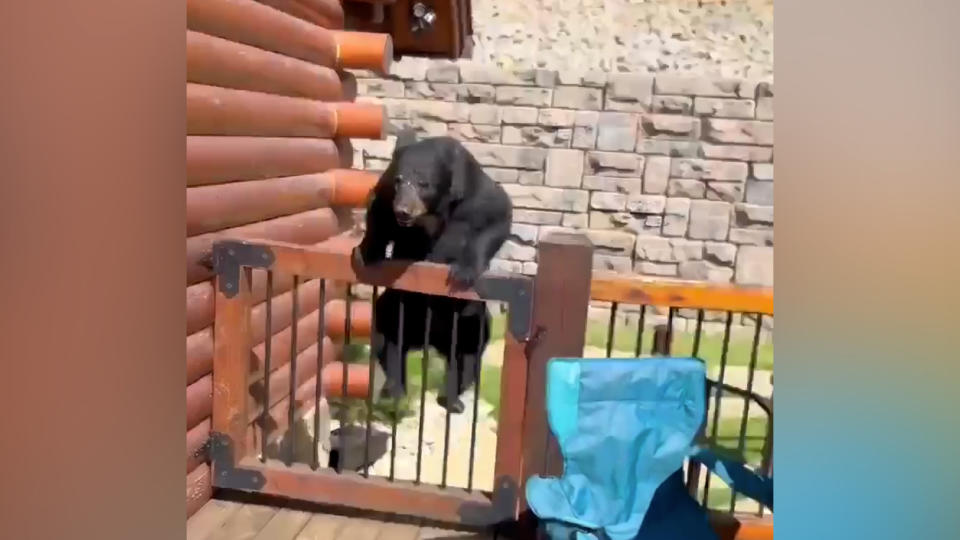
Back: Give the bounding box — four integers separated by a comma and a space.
394, 127, 418, 151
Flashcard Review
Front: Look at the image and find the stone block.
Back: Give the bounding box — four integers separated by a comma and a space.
635, 236, 703, 263
704, 119, 774, 145
626, 194, 667, 214
388, 57, 430, 80
679, 261, 735, 283
635, 261, 679, 277
490, 258, 523, 273
671, 159, 749, 181
497, 240, 537, 261
572, 111, 599, 149
705, 182, 744, 203
590, 192, 627, 211
519, 171, 545, 185
522, 262, 539, 275
585, 151, 644, 177
467, 103, 502, 125
459, 62, 532, 85
700, 144, 774, 162
514, 209, 563, 225
604, 74, 654, 112
688, 200, 731, 241
653, 75, 741, 97
581, 175, 642, 193
407, 101, 469, 123
426, 61, 459, 83
484, 167, 519, 184
596, 113, 639, 152
735, 246, 773, 286
462, 143, 547, 169
745, 180, 774, 205
752, 163, 774, 181
704, 242, 738, 266
662, 198, 691, 237
404, 81, 458, 100
693, 98, 756, 119
503, 126, 573, 148
538, 108, 578, 127
457, 84, 496, 103
562, 212, 588, 228
358, 78, 405, 98
756, 97, 774, 120
495, 86, 553, 107
545, 149, 584, 188
502, 185, 589, 212
585, 229, 636, 256
642, 156, 670, 194
501, 106, 539, 125
652, 95, 693, 115
553, 86, 603, 110
729, 228, 774, 246
636, 139, 701, 157
448, 123, 501, 143
667, 178, 707, 199
593, 254, 633, 273
640, 115, 700, 139
734, 203, 774, 228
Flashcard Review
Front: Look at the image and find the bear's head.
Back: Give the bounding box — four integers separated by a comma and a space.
387, 135, 465, 227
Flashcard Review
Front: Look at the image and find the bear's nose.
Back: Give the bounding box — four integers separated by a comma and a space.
395, 209, 413, 222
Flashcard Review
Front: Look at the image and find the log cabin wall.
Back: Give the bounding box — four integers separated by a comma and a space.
185, 0, 398, 517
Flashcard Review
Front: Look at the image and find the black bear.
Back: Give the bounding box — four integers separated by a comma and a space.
353, 133, 513, 413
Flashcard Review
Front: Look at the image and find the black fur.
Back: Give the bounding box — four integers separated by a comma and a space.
354, 134, 512, 413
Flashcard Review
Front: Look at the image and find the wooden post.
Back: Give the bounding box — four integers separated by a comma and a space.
520, 232, 593, 509
212, 266, 253, 468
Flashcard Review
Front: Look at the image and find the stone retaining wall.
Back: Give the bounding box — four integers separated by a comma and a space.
351, 60, 773, 293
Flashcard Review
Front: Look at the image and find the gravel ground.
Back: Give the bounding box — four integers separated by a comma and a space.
468, 0, 773, 79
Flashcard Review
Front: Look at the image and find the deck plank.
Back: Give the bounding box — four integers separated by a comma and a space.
333, 517, 382, 540
186, 500, 242, 540
374, 521, 421, 540
294, 513, 346, 540
417, 526, 494, 539
253, 509, 312, 540
208, 503, 277, 540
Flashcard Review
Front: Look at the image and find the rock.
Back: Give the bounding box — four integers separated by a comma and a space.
729, 228, 774, 246
545, 149, 584, 187
404, 81, 458, 101
640, 115, 700, 139
484, 167, 519, 184
596, 112, 638, 152
756, 97, 774, 120
745, 180, 774, 205
734, 203, 774, 228
667, 178, 707, 199
662, 197, 691, 237
591, 192, 627, 211
518, 171, 544, 185
500, 106, 539, 125
457, 84, 497, 103
502, 125, 573, 148
572, 111, 600, 149
358, 78, 405, 98
704, 119, 774, 145
704, 242, 738, 266
671, 159, 749, 181
679, 261, 735, 283
448, 123, 501, 143
688, 200, 731, 241
426, 61, 460, 83
513, 209, 563, 225
585, 151, 644, 177
467, 103, 502, 124
654, 75, 741, 97
642, 156, 671, 194
626, 194, 667, 214
462, 143, 547, 169
652, 95, 693, 115
584, 229, 636, 256
635, 261, 679, 277
752, 163, 774, 180
604, 74, 654, 112
701, 144, 774, 162
538, 108, 578, 127
495, 86, 553, 106
735, 246, 773, 286
497, 240, 537, 261
693, 98, 756, 119
553, 87, 603, 110
502, 185, 589, 212
593, 254, 633, 273
562, 212, 589, 228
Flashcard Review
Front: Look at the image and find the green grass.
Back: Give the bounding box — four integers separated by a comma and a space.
329, 312, 771, 427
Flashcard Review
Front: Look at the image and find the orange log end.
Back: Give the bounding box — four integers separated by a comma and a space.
329, 169, 377, 207
321, 362, 370, 399
324, 299, 372, 340
333, 31, 393, 74
333, 102, 387, 140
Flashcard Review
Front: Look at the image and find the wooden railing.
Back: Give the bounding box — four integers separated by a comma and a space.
209, 231, 773, 538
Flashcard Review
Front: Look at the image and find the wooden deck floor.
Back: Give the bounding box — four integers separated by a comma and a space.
187, 499, 497, 540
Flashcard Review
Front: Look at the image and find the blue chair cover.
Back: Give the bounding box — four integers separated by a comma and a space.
525, 357, 772, 540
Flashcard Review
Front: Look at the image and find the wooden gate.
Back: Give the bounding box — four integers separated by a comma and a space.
207, 235, 554, 526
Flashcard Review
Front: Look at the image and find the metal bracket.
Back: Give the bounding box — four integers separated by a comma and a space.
211, 240, 275, 298
208, 433, 266, 491
473, 276, 533, 339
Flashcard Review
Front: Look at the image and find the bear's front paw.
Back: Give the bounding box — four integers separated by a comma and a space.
448, 263, 481, 290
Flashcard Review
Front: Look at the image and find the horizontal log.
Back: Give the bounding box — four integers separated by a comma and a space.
590, 271, 774, 315
185, 234, 358, 334
319, 361, 371, 399
186, 169, 373, 236
187, 0, 392, 73
187, 83, 386, 139
186, 281, 216, 336
187, 136, 352, 187
187, 418, 211, 474
256, 0, 344, 29
187, 278, 344, 385
187, 30, 353, 101
186, 463, 212, 518
186, 208, 340, 285
247, 336, 336, 420
187, 374, 212, 430
323, 298, 372, 341
328, 169, 377, 207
